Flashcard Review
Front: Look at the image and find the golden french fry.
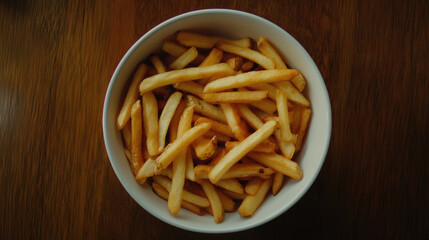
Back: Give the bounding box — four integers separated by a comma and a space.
203, 129, 231, 142
194, 115, 234, 138
245, 178, 263, 195
276, 89, 293, 142
150, 55, 167, 73
168, 106, 194, 215
291, 73, 306, 92
251, 107, 272, 120
121, 121, 132, 150
274, 81, 310, 107
296, 108, 311, 151
197, 179, 224, 223
153, 175, 210, 208
168, 100, 187, 142
156, 122, 212, 170
185, 147, 196, 181
203, 69, 298, 93
246, 152, 302, 180
241, 60, 254, 72
249, 98, 278, 114
186, 95, 226, 123
236, 104, 264, 130
214, 178, 244, 194
130, 100, 145, 175
173, 81, 204, 96
177, 31, 251, 49
225, 141, 275, 153
161, 41, 205, 64
158, 92, 183, 152
200, 91, 268, 104
169, 47, 198, 70
238, 176, 273, 217
142, 91, 159, 156
273, 129, 296, 159
226, 57, 243, 71
191, 136, 217, 160
220, 103, 249, 141
199, 48, 223, 67
139, 63, 234, 94
248, 83, 277, 101
216, 187, 236, 212
136, 158, 157, 180
221, 189, 246, 200
196, 163, 275, 180
272, 172, 284, 195
216, 41, 275, 69
208, 120, 277, 183
152, 182, 202, 216
257, 37, 287, 69
117, 63, 148, 129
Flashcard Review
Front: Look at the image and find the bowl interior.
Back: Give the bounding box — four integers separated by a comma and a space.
103, 9, 331, 233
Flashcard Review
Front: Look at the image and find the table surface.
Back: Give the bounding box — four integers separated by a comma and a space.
1, 0, 428, 238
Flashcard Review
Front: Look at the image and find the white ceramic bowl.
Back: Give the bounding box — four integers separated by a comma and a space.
103, 9, 331, 233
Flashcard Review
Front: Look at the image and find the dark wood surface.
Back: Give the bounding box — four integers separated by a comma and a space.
1, 0, 428, 238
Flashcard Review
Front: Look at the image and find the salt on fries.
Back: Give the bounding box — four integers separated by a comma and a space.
117, 30, 311, 223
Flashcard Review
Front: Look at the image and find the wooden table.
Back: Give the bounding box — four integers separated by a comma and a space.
1, 0, 427, 238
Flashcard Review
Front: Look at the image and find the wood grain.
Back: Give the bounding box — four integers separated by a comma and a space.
0, 0, 427, 238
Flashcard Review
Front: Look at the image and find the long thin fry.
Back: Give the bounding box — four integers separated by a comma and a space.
186, 95, 226, 123
225, 141, 275, 153
185, 147, 195, 181
257, 37, 287, 69
158, 92, 183, 152
150, 55, 167, 73
200, 91, 268, 104
208, 120, 277, 183
203, 69, 298, 93
193, 115, 234, 138
220, 103, 249, 141
274, 129, 296, 159
199, 48, 223, 67
274, 81, 310, 107
216, 188, 236, 212
196, 164, 275, 180
214, 178, 244, 194
216, 41, 275, 69
237, 104, 264, 130
246, 152, 302, 180
130, 100, 144, 175
238, 176, 273, 217
296, 108, 311, 151
276, 89, 293, 141
142, 91, 159, 156
169, 47, 198, 70
168, 101, 187, 142
272, 172, 284, 195
161, 41, 205, 64
245, 178, 263, 195
173, 81, 204, 96
140, 63, 234, 94
248, 83, 277, 101
117, 64, 147, 129
197, 180, 224, 223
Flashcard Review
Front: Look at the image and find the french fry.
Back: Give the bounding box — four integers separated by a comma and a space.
291, 73, 306, 92
248, 83, 277, 101
191, 136, 217, 160
186, 95, 226, 123
274, 129, 296, 159
272, 172, 284, 195
177, 31, 251, 49
246, 152, 302, 180
208, 120, 277, 183
194, 115, 234, 138
197, 179, 224, 223
225, 141, 275, 153
276, 89, 293, 142
200, 91, 268, 104
251, 107, 272, 120
203, 69, 298, 93
203, 129, 231, 142
121, 121, 132, 150
274, 81, 310, 107
216, 41, 275, 69
216, 188, 236, 212
220, 103, 249, 141
142, 91, 159, 156
158, 92, 183, 152
185, 147, 196, 181
214, 178, 244, 194
153, 175, 210, 208
199, 48, 223, 67
245, 178, 263, 195
196, 164, 275, 180
139, 63, 234, 94
173, 81, 204, 96
168, 100, 187, 142
161, 41, 205, 64
296, 108, 311, 151
150, 55, 167, 73
241, 60, 254, 72
237, 104, 264, 130
130, 100, 145, 175
168, 106, 194, 215
226, 57, 243, 71
117, 63, 147, 129
169, 47, 198, 70
136, 158, 157, 179
238, 176, 273, 217
257, 37, 287, 69
221, 189, 246, 200
156, 122, 212, 170
152, 182, 202, 216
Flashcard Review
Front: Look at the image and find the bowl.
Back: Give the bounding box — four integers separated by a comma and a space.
103, 9, 331, 233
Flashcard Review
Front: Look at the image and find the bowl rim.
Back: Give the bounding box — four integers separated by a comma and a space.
103, 8, 332, 233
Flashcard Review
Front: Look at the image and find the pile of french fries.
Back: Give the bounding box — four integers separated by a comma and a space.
116, 30, 311, 223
